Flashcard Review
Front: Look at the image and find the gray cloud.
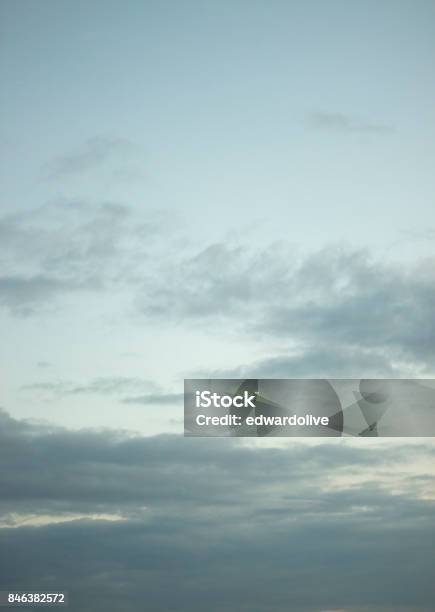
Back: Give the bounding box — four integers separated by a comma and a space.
139, 242, 289, 320
36, 361, 52, 368
141, 244, 435, 371
204, 346, 397, 379
307, 112, 394, 134
0, 275, 70, 316
0, 410, 434, 611
19, 379, 183, 410
2, 201, 435, 376
255, 251, 435, 368
44, 137, 140, 178
122, 392, 184, 406
0, 201, 163, 315
21, 377, 159, 397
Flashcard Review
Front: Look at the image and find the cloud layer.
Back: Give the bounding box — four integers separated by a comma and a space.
2, 202, 435, 377
140, 243, 435, 373
0, 201, 162, 315
0, 410, 434, 611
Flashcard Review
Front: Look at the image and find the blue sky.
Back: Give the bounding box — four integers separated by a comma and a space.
1, 0, 435, 431
2, 0, 435, 254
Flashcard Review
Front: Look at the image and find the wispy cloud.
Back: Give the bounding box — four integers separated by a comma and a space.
44, 137, 141, 179
0, 201, 164, 315
307, 111, 394, 134
0, 275, 71, 316
20, 377, 182, 408
202, 346, 397, 379
122, 392, 184, 406
20, 377, 159, 397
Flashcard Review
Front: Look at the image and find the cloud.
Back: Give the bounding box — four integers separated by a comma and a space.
44, 137, 140, 178
0, 274, 70, 316
36, 361, 52, 368
21, 377, 159, 397
0, 511, 126, 529
0, 200, 163, 315
2, 201, 435, 376
19, 378, 182, 408
307, 112, 394, 134
205, 346, 397, 379
139, 244, 435, 372
0, 409, 434, 611
122, 392, 184, 406
138, 241, 291, 320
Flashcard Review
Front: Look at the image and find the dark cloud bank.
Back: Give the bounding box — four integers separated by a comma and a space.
0, 410, 434, 612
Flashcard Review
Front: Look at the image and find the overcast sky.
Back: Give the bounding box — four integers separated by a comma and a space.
1, 1, 435, 611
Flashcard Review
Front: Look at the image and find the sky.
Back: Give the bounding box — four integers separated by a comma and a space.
0, 1, 435, 611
